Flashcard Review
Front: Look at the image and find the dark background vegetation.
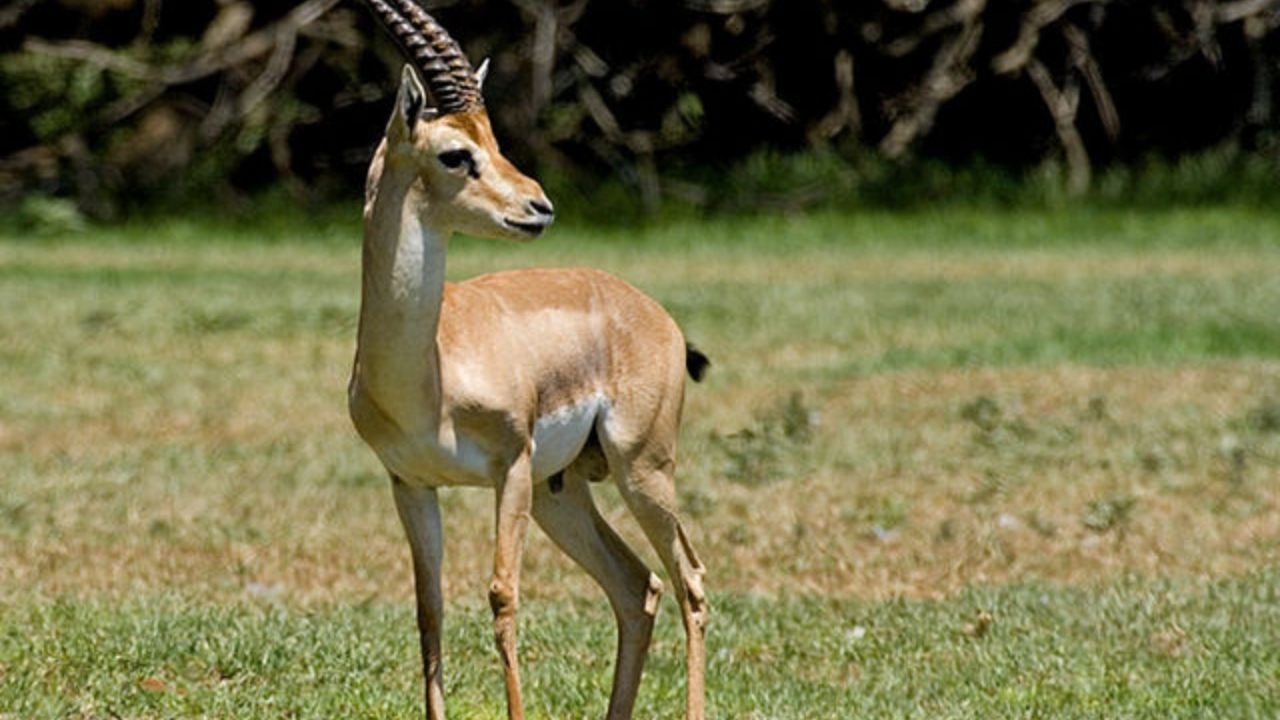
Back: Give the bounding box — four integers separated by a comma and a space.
3, 0, 1280, 219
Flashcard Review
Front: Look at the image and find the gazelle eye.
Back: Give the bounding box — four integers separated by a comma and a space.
437, 149, 474, 172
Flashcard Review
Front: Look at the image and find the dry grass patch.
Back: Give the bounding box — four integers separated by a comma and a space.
5, 365, 1276, 606
696, 364, 1280, 598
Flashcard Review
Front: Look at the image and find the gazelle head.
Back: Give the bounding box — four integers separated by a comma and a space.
365, 0, 554, 240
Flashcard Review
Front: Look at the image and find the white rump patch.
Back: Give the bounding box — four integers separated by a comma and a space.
531, 393, 606, 481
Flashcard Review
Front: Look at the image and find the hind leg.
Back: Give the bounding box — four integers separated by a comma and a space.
532, 467, 663, 719
606, 453, 708, 720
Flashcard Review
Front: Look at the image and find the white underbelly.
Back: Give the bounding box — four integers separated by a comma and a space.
375, 431, 492, 488
369, 394, 607, 487
531, 393, 606, 481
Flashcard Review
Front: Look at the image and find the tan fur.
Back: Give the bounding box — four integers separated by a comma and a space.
348, 66, 707, 720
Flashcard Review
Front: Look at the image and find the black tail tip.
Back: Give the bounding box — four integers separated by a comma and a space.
686, 345, 710, 383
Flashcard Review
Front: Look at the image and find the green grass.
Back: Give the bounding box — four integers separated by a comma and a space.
7, 207, 1280, 381
5, 571, 1280, 719
2, 204, 1280, 717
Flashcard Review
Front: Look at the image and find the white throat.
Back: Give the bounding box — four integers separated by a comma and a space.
354, 154, 448, 430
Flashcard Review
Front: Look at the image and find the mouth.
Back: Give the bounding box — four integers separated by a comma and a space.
503, 217, 551, 237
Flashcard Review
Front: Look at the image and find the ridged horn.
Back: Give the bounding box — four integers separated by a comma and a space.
359, 0, 483, 114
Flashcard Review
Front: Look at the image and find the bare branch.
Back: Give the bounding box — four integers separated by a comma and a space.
1063, 22, 1119, 142
884, 0, 987, 57
992, 0, 1105, 75
22, 0, 340, 86
809, 49, 860, 143
577, 81, 624, 142
880, 9, 986, 158
683, 0, 769, 13
748, 60, 797, 123
1026, 59, 1091, 194
1217, 0, 1280, 23
0, 0, 41, 29
22, 38, 157, 78
1189, 0, 1224, 67
530, 1, 558, 116
239, 26, 298, 120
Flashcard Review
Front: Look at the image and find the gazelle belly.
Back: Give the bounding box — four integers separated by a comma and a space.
531, 393, 606, 481
374, 427, 493, 488
366, 394, 607, 488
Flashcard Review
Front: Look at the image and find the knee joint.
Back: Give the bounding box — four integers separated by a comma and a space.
643, 572, 664, 617
488, 580, 517, 619
685, 586, 709, 634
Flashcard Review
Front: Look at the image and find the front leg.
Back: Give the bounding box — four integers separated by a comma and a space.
490, 452, 533, 720
392, 477, 447, 720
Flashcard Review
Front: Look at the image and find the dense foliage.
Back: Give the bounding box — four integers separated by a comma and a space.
3, 0, 1279, 215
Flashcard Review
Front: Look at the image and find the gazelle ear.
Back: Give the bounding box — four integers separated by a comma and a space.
389, 64, 427, 140
475, 57, 490, 89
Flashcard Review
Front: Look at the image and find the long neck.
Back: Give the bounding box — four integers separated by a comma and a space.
354, 146, 447, 428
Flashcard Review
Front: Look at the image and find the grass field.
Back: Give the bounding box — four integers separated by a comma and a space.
2, 205, 1280, 717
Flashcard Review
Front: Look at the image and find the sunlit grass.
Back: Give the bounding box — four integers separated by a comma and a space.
4, 571, 1280, 718
2, 205, 1279, 716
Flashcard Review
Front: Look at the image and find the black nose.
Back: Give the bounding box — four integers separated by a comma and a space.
529, 199, 554, 217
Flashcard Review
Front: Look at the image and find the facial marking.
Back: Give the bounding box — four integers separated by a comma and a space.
433, 146, 477, 179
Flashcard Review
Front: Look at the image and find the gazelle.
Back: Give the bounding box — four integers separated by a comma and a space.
347, 2, 709, 718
